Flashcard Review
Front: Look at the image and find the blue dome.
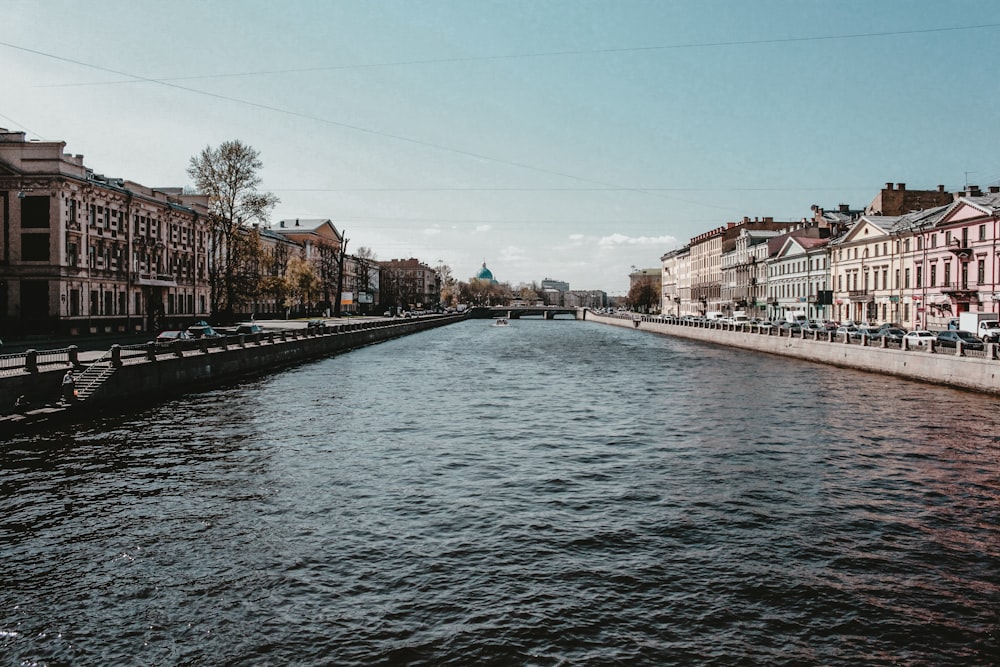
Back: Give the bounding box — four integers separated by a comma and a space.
475, 262, 494, 281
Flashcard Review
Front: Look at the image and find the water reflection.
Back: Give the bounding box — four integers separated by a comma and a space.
1, 320, 998, 665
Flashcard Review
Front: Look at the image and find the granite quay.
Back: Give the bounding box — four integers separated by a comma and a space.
0, 313, 464, 435
587, 310, 1000, 396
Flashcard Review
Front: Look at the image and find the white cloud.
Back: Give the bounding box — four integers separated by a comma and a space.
474, 224, 493, 233
597, 233, 678, 247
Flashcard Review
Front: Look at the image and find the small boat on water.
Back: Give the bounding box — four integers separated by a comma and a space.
494, 318, 510, 327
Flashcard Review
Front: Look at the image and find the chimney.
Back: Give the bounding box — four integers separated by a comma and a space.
763, 216, 773, 223
989, 186, 999, 194
295, 218, 300, 226
279, 220, 285, 228
885, 182, 894, 190
969, 185, 982, 196
897, 183, 906, 191
838, 204, 850, 213
937, 184, 945, 192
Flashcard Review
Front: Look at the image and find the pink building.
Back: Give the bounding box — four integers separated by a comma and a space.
912, 189, 1000, 330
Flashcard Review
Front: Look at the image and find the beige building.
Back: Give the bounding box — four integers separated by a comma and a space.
0, 129, 211, 336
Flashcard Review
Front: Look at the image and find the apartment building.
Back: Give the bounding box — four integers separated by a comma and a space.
0, 129, 211, 336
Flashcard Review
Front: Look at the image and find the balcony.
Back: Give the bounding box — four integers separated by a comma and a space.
848, 290, 873, 302
133, 272, 177, 287
948, 244, 973, 261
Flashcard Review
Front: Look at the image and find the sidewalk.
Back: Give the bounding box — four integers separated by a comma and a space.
1, 316, 391, 357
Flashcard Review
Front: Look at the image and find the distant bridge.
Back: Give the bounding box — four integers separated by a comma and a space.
471, 306, 584, 320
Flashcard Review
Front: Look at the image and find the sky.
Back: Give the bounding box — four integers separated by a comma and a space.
4, 0, 1000, 295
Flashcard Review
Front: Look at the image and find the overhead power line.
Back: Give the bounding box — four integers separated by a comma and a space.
18, 22, 1000, 88
0, 40, 733, 211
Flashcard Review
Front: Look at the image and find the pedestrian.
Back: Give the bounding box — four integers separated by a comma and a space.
61, 370, 76, 404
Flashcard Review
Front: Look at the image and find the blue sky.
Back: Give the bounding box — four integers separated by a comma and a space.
4, 0, 1000, 294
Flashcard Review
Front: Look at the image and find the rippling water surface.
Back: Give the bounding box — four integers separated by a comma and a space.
2, 319, 999, 665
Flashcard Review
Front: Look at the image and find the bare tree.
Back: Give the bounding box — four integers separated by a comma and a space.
283, 255, 320, 318
354, 246, 378, 314
435, 261, 457, 308
187, 140, 278, 321
313, 240, 341, 315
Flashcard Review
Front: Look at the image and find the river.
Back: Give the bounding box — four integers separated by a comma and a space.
2, 318, 998, 665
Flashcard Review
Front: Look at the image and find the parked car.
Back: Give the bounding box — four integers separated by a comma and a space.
853, 325, 879, 340
235, 323, 263, 335
154, 330, 191, 345
873, 327, 907, 344
187, 324, 221, 338
903, 330, 936, 347
936, 330, 985, 351
307, 319, 325, 328
835, 325, 858, 339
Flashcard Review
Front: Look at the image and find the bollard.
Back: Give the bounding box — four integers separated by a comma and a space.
68, 345, 80, 368
238, 333, 246, 348
110, 344, 122, 368
173, 341, 184, 358
25, 349, 38, 373
200, 338, 209, 354
146, 341, 158, 361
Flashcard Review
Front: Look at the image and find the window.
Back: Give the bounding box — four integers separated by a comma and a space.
945, 231, 952, 245
917, 236, 922, 250
21, 196, 50, 228
916, 266, 922, 288
978, 259, 986, 284
979, 224, 987, 241
905, 268, 911, 288
904, 239, 911, 253
931, 234, 937, 248
943, 263, 951, 287
930, 264, 936, 287
21, 234, 50, 261
961, 262, 969, 289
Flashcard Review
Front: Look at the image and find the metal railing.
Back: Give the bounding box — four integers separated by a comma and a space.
612, 313, 1000, 362
0, 314, 450, 377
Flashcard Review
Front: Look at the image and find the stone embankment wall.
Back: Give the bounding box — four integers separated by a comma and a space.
0, 315, 463, 413
587, 312, 1000, 396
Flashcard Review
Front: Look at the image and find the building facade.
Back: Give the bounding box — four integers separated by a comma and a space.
0, 129, 211, 336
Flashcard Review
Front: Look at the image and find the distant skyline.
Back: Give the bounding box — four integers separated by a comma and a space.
5, 0, 1000, 294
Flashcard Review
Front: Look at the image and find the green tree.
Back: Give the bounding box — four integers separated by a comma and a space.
187, 140, 278, 320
